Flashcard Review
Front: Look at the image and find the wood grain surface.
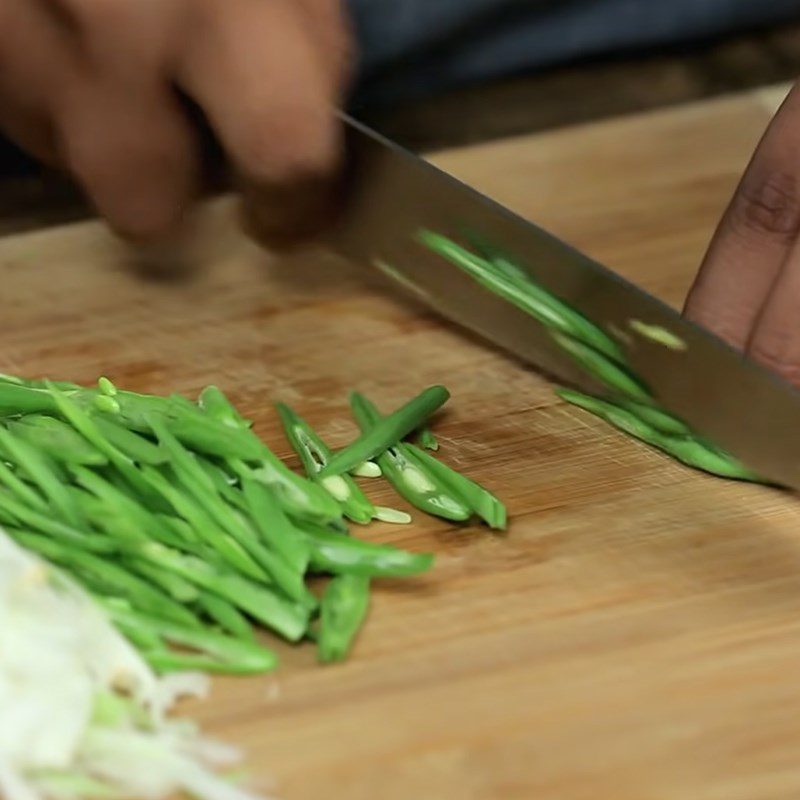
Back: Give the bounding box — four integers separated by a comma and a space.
1, 87, 798, 800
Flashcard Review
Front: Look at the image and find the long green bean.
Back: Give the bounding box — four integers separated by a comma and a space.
319, 386, 450, 478
550, 332, 651, 401
418, 229, 626, 361
557, 388, 763, 481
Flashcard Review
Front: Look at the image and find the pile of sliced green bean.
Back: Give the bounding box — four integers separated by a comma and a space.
0, 375, 505, 671
418, 230, 768, 485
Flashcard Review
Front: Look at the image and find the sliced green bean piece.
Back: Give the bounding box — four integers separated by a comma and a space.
197, 457, 248, 511
417, 427, 439, 451
148, 418, 309, 603
0, 495, 114, 553
139, 464, 268, 582
350, 392, 471, 522
420, 230, 626, 362
9, 415, 107, 466
550, 332, 652, 401
300, 523, 434, 578
318, 575, 370, 663
0, 457, 49, 512
320, 386, 450, 478
198, 385, 253, 429
92, 415, 167, 464
0, 382, 59, 416
125, 558, 200, 603
557, 388, 764, 482
405, 444, 507, 530
70, 466, 188, 552
139, 542, 311, 641
45, 383, 165, 508
276, 402, 375, 524
108, 606, 276, 674
239, 470, 310, 574
0, 426, 83, 527
197, 592, 256, 641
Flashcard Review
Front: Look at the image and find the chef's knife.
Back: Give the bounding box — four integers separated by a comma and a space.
327, 114, 800, 491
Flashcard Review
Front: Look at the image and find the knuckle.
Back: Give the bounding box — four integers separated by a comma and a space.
729, 169, 800, 241
749, 336, 800, 387
236, 109, 338, 188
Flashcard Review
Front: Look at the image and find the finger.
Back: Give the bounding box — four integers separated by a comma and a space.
684, 82, 800, 349
0, 1, 72, 164
745, 237, 800, 385
176, 0, 343, 247
296, 0, 354, 92
50, 0, 198, 242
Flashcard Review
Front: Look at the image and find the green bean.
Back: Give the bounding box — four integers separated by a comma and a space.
196, 457, 248, 511
11, 529, 201, 628
139, 464, 268, 582
139, 542, 311, 641
148, 418, 310, 603
550, 332, 652, 401
614, 399, 692, 437
238, 470, 310, 574
300, 523, 434, 578
557, 388, 763, 482
419, 230, 626, 362
355, 392, 505, 528
70, 466, 188, 551
317, 575, 370, 663
0, 457, 49, 512
9, 415, 108, 466
0, 382, 59, 416
194, 386, 343, 525
276, 402, 375, 524
197, 592, 256, 641
405, 444, 507, 530
198, 385, 252, 429
417, 427, 439, 451
0, 426, 84, 527
0, 493, 114, 553
45, 383, 166, 508
92, 416, 167, 464
107, 606, 277, 675
350, 392, 471, 522
320, 386, 450, 478
125, 558, 200, 603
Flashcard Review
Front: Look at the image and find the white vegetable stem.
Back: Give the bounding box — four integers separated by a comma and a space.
0, 529, 269, 800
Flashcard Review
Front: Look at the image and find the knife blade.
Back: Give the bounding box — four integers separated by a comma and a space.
327, 114, 800, 491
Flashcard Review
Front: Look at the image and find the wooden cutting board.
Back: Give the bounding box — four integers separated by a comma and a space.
1, 84, 798, 800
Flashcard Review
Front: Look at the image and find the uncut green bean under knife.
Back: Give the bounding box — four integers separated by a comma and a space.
556, 388, 765, 482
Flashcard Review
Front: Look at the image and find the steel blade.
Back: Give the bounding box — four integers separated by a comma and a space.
327, 114, 800, 490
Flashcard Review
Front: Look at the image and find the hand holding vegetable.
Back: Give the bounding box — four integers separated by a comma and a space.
684, 81, 800, 387
0, 0, 351, 246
